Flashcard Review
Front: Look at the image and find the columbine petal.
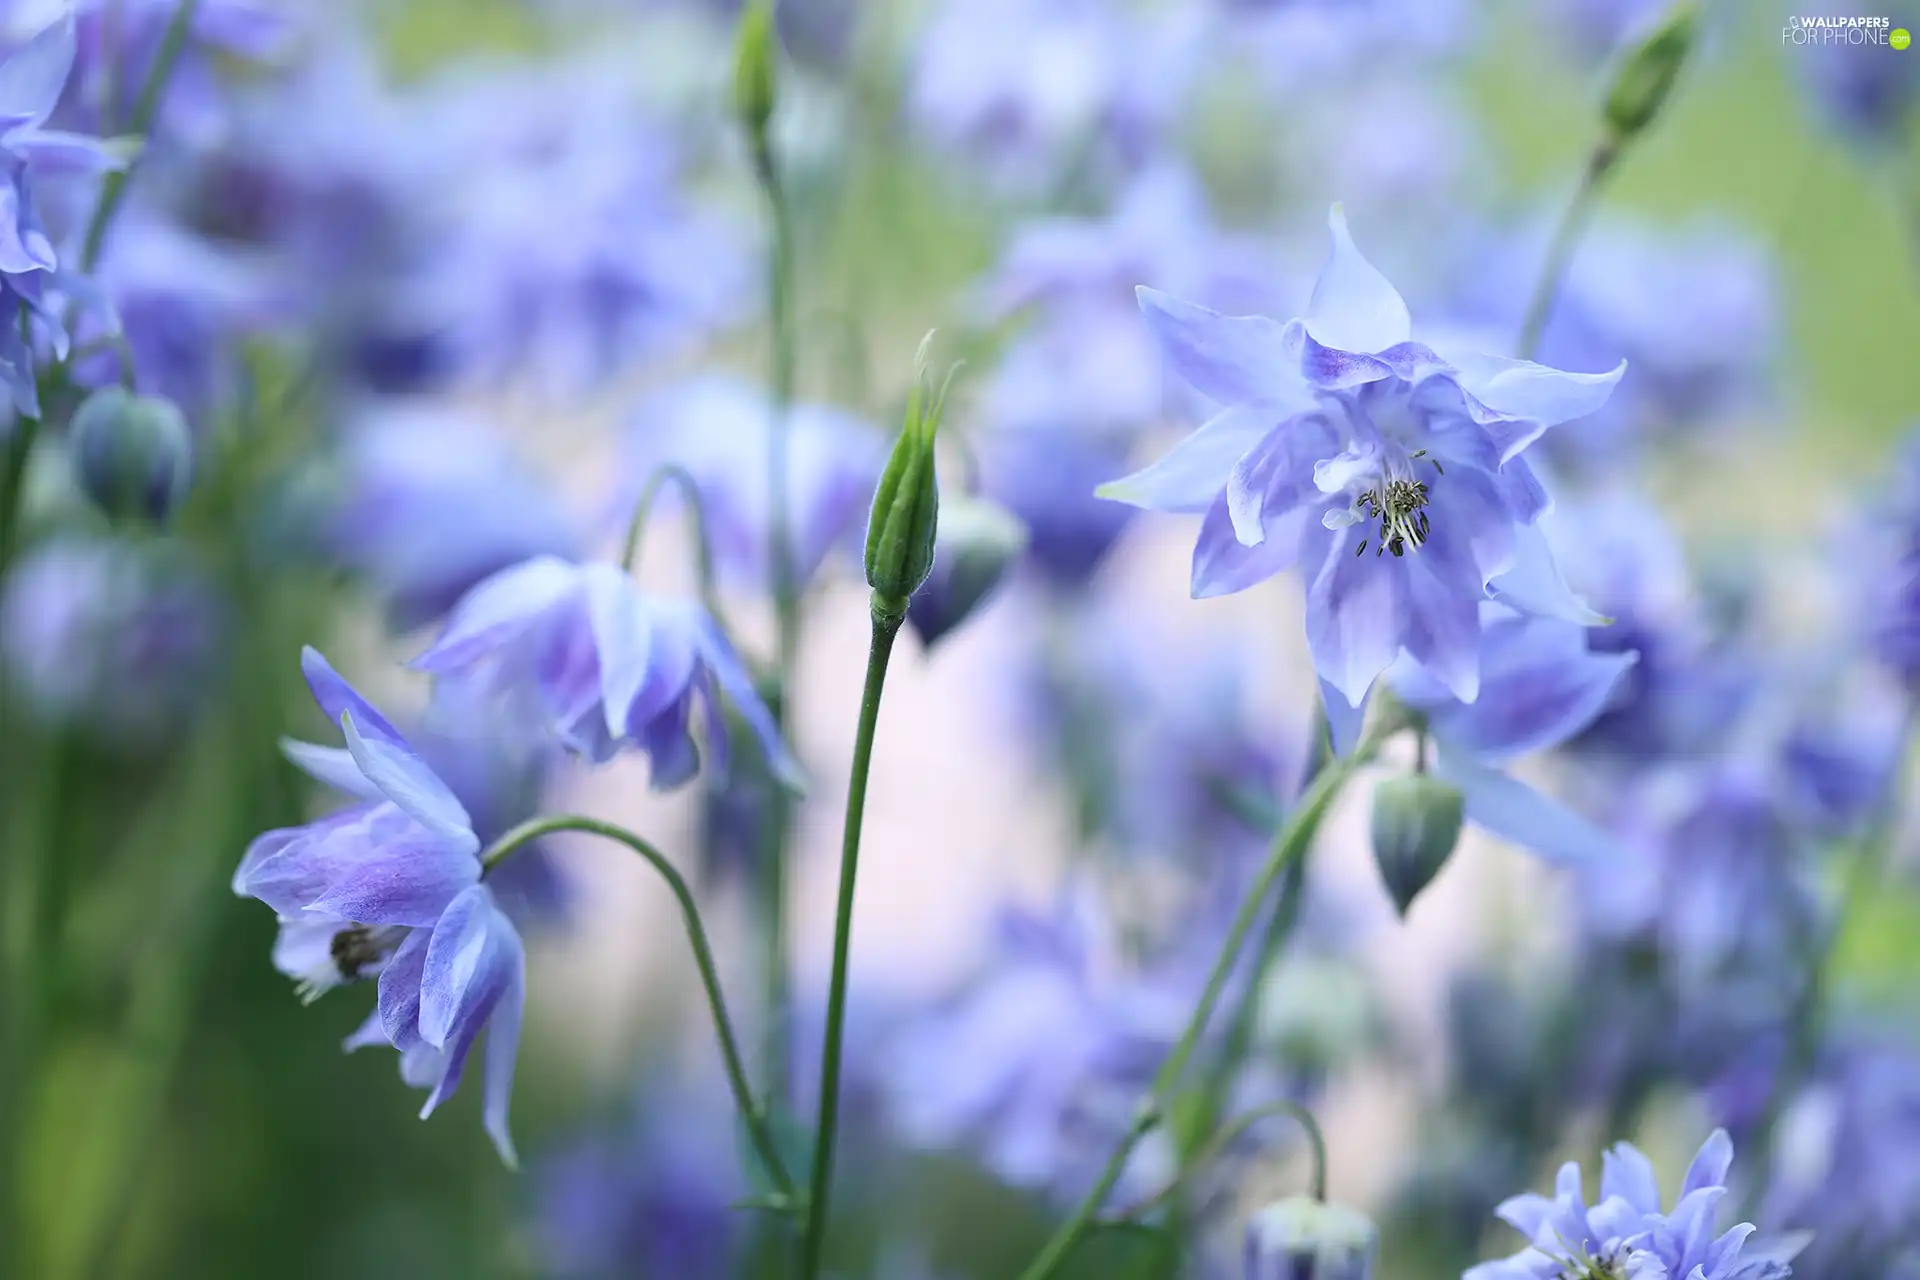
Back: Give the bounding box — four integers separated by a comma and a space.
7, 128, 136, 174
1306, 532, 1407, 707
1680, 1129, 1734, 1199
1401, 523, 1484, 704
1135, 285, 1300, 406
305, 834, 478, 928
417, 887, 524, 1132
342, 709, 479, 855
1436, 743, 1616, 866
1096, 403, 1274, 513
301, 647, 408, 748
1443, 351, 1627, 462
482, 964, 526, 1169
1601, 1143, 1663, 1215
378, 927, 432, 1049
1191, 495, 1307, 598
582, 562, 649, 737
279, 739, 383, 801
1423, 618, 1638, 761
410, 555, 580, 673
1489, 523, 1610, 626
0, 15, 75, 127
1304, 204, 1411, 355
698, 613, 804, 792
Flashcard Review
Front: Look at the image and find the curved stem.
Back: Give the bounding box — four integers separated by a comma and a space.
478, 815, 796, 1202
622, 463, 721, 607
81, 0, 199, 273
798, 609, 902, 1280
1110, 1099, 1329, 1224
1016, 708, 1404, 1280
1515, 139, 1618, 361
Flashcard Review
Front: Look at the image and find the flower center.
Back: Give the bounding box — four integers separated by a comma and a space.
1555, 1242, 1631, 1280
330, 924, 408, 983
1354, 474, 1432, 559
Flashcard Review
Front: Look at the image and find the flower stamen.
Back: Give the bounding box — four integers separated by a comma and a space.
1355, 473, 1433, 558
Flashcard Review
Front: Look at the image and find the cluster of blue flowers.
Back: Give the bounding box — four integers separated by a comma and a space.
1, 0, 1916, 1277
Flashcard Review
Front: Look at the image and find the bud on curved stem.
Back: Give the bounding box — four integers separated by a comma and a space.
1244, 1196, 1379, 1280
1604, 2, 1699, 146
732, 0, 779, 166
1369, 773, 1464, 916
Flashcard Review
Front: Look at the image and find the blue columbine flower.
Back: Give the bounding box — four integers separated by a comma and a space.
1467, 1129, 1803, 1279
0, 12, 131, 415
1100, 204, 1623, 710
232, 648, 525, 1166
413, 554, 801, 788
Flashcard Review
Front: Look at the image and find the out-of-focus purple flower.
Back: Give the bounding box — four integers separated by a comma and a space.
978, 164, 1283, 435
232, 648, 524, 1165
1792, 4, 1918, 144
1538, 0, 1671, 61
1466, 1129, 1801, 1280
1273, 79, 1485, 218
534, 1075, 744, 1279
323, 403, 582, 632
77, 209, 282, 421
908, 0, 1205, 187
396, 58, 748, 394
414, 555, 800, 787
1446, 215, 1775, 465
1102, 204, 1622, 710
1219, 0, 1472, 84
1766, 1038, 1920, 1277
0, 533, 224, 740
977, 427, 1135, 587
1863, 430, 1920, 687
906, 491, 1027, 647
882, 888, 1184, 1202
51, 0, 291, 149
624, 375, 885, 591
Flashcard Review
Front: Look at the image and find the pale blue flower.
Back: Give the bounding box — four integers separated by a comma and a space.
1467, 1129, 1801, 1280
1102, 205, 1623, 710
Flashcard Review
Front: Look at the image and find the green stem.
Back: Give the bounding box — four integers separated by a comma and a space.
479, 815, 796, 1202
622, 463, 723, 611
1515, 139, 1618, 362
1741, 701, 1918, 1209
1111, 1100, 1329, 1223
1016, 709, 1403, 1280
797, 609, 901, 1280
755, 131, 802, 1117
80, 0, 200, 274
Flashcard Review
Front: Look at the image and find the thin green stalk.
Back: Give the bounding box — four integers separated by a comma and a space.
1515, 140, 1618, 362
797, 610, 902, 1280
1110, 1100, 1329, 1223
479, 815, 796, 1202
755, 130, 802, 1113
1016, 710, 1403, 1280
80, 0, 200, 273
622, 462, 724, 615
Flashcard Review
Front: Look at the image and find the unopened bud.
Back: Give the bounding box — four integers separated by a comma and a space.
865, 335, 954, 622
1245, 1196, 1378, 1280
1603, 2, 1698, 143
905, 492, 1025, 647
1369, 773, 1464, 916
733, 0, 779, 157
69, 386, 192, 524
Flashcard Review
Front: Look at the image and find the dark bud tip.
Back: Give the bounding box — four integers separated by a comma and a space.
1369, 773, 1464, 917
69, 386, 193, 525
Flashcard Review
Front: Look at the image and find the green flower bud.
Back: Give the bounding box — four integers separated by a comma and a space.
733, 0, 779, 156
1369, 773, 1464, 917
865, 335, 952, 622
1603, 3, 1698, 143
904, 492, 1026, 647
69, 386, 193, 525
1245, 1196, 1378, 1280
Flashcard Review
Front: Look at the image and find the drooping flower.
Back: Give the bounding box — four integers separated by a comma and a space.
413, 555, 800, 788
231, 648, 525, 1165
1101, 204, 1623, 710
1466, 1129, 1802, 1280
623, 375, 885, 591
